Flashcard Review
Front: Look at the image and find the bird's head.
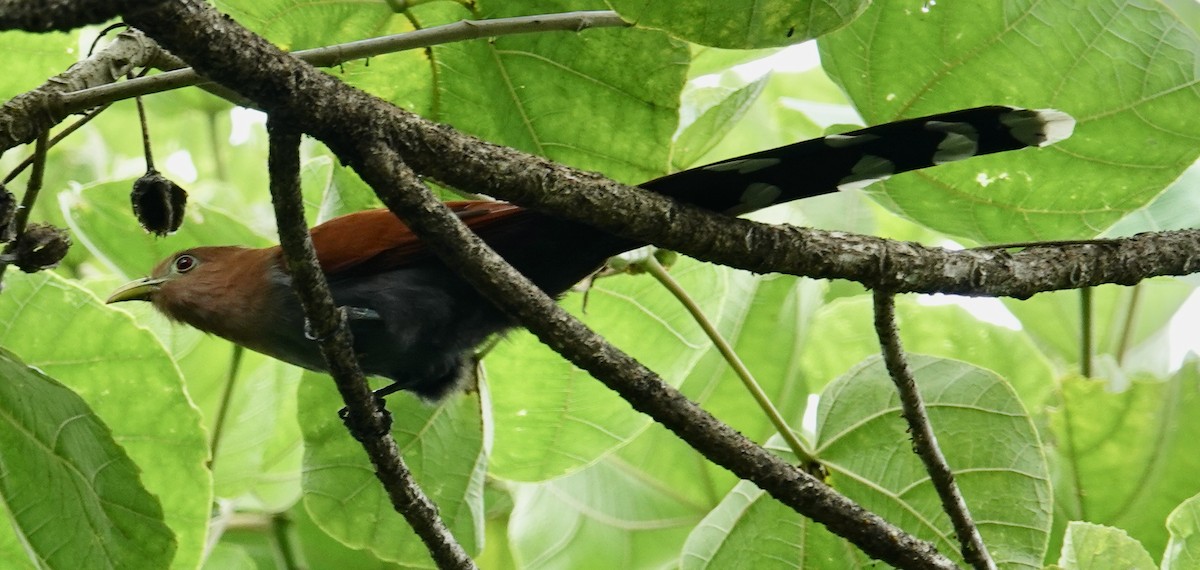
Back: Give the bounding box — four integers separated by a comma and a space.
107, 246, 283, 345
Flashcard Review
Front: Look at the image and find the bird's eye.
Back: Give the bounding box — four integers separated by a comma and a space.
173, 254, 197, 273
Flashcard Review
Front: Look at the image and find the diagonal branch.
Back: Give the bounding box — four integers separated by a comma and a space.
872, 290, 994, 570
265, 120, 475, 570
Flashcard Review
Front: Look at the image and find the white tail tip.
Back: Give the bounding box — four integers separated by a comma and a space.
1002, 107, 1076, 147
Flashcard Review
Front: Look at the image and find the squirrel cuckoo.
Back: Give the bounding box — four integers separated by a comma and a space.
108, 106, 1074, 400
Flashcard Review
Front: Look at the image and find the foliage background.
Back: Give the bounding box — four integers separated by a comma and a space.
1, 0, 1200, 568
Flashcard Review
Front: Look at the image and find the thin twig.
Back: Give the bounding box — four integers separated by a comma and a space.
207, 345, 244, 470
264, 119, 475, 570
1080, 287, 1092, 377
134, 92, 154, 170
872, 289, 995, 570
639, 255, 816, 466
1114, 284, 1140, 366
269, 513, 302, 570
0, 130, 48, 279
1, 103, 111, 185
57, 11, 630, 113
9, 130, 46, 240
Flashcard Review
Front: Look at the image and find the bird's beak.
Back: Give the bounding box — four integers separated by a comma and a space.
106, 277, 166, 304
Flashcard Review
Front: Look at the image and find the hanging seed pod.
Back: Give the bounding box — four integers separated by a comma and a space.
0, 185, 17, 243
131, 169, 187, 236
12, 223, 70, 273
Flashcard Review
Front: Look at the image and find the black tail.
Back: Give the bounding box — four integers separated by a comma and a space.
640, 106, 1075, 214
490, 106, 1074, 297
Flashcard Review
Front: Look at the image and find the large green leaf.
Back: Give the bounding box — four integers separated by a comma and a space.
1046, 365, 1200, 559
671, 75, 769, 171
213, 0, 396, 51
0, 30, 78, 101
290, 500, 406, 569
485, 258, 758, 481
0, 348, 175, 569
0, 273, 211, 570
507, 453, 705, 569
434, 1, 687, 185
211, 0, 433, 113
1165, 493, 1200, 569
816, 356, 1051, 569
680, 479, 868, 569
298, 373, 486, 564
819, 0, 1200, 242
610, 0, 869, 48
1058, 522, 1155, 570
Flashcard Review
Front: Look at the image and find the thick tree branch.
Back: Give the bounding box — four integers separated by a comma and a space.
0, 0, 151, 32
873, 291, 994, 570
110, 1, 1200, 301
266, 121, 474, 570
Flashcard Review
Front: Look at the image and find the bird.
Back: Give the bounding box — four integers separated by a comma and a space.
107, 106, 1074, 400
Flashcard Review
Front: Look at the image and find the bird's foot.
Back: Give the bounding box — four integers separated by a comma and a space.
338, 392, 393, 443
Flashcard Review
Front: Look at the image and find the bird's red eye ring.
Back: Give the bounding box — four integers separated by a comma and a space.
174, 254, 197, 273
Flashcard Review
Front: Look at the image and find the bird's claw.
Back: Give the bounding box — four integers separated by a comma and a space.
305, 306, 382, 340
338, 392, 393, 443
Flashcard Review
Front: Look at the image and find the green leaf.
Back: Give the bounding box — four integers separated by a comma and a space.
819, 0, 1200, 242
1106, 164, 1200, 235
434, 1, 687, 185
1046, 365, 1200, 559
0, 502, 34, 570
671, 76, 769, 170
485, 259, 757, 481
201, 543, 258, 570
291, 501, 404, 569
799, 295, 1056, 406
298, 373, 486, 564
0, 30, 79, 101
689, 66, 841, 167
212, 0, 395, 51
0, 348, 176, 569
1165, 493, 1200, 569
687, 45, 779, 79
1058, 522, 1155, 570
816, 356, 1051, 569
0, 272, 211, 570
680, 480, 868, 569
507, 453, 705, 569
610, 0, 870, 48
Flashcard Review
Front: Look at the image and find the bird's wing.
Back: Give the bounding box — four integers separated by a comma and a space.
310, 201, 534, 276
